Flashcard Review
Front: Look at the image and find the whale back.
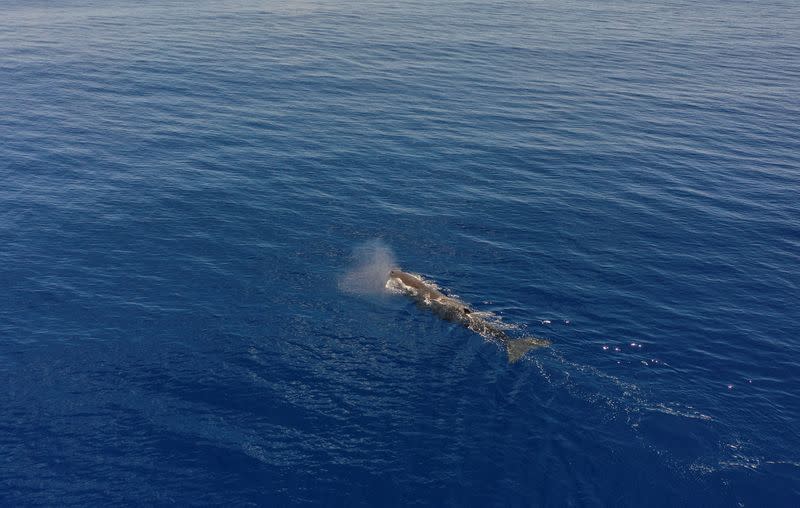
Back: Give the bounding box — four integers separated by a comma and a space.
387, 268, 550, 363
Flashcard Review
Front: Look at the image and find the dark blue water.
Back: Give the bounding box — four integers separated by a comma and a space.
2, 0, 799, 505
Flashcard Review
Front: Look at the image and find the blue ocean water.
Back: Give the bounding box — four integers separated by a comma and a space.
2, 0, 799, 505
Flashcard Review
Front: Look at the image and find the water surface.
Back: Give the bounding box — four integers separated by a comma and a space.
1, 0, 799, 505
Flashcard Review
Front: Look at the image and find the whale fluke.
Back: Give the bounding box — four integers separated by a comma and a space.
506, 337, 551, 364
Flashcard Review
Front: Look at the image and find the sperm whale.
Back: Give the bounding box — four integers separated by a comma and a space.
387, 269, 550, 363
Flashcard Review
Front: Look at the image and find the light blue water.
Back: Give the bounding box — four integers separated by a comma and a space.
1, 0, 799, 505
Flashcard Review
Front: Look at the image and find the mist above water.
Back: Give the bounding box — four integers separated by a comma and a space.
338, 240, 397, 295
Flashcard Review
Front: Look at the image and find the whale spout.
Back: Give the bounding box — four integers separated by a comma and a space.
506, 337, 551, 364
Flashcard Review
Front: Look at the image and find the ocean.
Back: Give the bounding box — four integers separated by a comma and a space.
1, 0, 799, 505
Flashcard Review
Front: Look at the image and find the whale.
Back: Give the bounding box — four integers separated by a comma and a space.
387, 269, 550, 363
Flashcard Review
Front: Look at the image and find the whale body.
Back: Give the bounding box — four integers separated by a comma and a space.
387, 269, 550, 363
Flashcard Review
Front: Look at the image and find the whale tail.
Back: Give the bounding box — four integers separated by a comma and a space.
506, 337, 551, 363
